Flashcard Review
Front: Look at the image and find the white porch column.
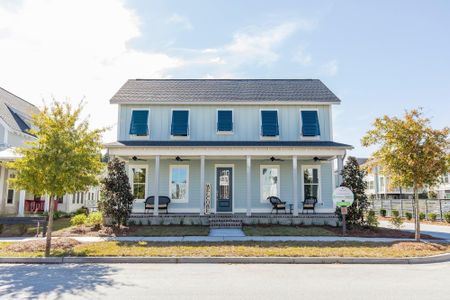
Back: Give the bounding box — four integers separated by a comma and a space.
337, 155, 344, 186
153, 155, 160, 216
292, 156, 299, 216
199, 155, 205, 215
18, 190, 26, 217
44, 194, 50, 212
246, 155, 251, 216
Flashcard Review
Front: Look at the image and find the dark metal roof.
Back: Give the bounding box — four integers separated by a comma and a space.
106, 140, 352, 148
110, 79, 341, 104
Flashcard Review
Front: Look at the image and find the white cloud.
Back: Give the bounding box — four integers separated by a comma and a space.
293, 47, 312, 65
167, 13, 193, 31
319, 60, 338, 76
0, 0, 182, 142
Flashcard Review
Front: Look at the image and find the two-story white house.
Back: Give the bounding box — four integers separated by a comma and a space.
105, 79, 352, 217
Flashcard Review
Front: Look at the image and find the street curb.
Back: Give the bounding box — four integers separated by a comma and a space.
0, 252, 449, 264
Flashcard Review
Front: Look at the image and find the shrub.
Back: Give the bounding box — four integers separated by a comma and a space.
74, 206, 89, 216
390, 215, 403, 229
366, 210, 379, 227
405, 212, 413, 220
419, 212, 426, 221
0, 224, 3, 234
428, 213, 437, 222
86, 212, 103, 229
70, 214, 87, 226
391, 210, 400, 217
444, 212, 450, 223
380, 209, 387, 217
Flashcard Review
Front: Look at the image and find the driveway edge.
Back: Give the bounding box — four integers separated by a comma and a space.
0, 253, 449, 264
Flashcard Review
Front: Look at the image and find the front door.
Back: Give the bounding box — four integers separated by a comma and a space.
216, 167, 232, 212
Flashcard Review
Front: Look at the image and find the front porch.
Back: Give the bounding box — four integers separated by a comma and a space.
107, 142, 349, 217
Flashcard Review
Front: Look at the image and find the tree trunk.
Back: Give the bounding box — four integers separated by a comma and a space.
414, 186, 420, 242
45, 195, 55, 257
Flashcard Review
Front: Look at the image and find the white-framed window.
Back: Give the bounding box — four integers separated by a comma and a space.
170, 109, 190, 139
129, 109, 150, 138
260, 165, 280, 202
299, 109, 321, 140
379, 177, 385, 192
302, 165, 321, 202
169, 165, 189, 203
259, 109, 280, 139
216, 109, 234, 134
6, 171, 16, 205
367, 180, 375, 190
129, 166, 148, 200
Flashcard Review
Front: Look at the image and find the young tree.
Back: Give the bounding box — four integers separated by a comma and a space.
7, 102, 104, 256
340, 156, 369, 226
98, 158, 134, 227
362, 109, 449, 241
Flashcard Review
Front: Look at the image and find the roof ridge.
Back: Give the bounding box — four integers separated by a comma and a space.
133, 78, 319, 81
0, 86, 38, 109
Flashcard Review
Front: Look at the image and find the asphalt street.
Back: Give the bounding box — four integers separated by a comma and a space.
0, 262, 449, 300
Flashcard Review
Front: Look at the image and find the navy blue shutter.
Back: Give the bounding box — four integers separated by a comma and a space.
171, 110, 189, 136
301, 111, 320, 136
261, 111, 279, 136
129, 110, 149, 136
217, 110, 233, 132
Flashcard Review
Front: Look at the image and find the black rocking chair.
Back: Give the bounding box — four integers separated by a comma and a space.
268, 196, 287, 214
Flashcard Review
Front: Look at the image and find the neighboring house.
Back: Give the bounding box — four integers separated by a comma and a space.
358, 158, 415, 199
106, 79, 352, 216
436, 173, 450, 199
0, 87, 100, 216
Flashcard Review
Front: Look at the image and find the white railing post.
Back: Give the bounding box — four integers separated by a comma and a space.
18, 190, 26, 216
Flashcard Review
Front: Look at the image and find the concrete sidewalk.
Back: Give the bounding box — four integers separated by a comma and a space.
0, 235, 434, 243
379, 221, 450, 240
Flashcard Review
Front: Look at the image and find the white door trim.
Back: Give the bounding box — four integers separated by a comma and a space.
214, 164, 235, 213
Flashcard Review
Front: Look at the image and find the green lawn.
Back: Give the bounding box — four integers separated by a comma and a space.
243, 225, 336, 236
128, 226, 210, 236
1, 240, 449, 258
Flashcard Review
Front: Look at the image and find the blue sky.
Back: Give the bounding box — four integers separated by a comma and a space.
0, 0, 449, 157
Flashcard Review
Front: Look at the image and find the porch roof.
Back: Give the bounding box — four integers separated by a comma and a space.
106, 140, 352, 148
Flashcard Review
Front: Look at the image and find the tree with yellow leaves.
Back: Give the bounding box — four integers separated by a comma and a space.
362, 109, 449, 241
7, 102, 104, 256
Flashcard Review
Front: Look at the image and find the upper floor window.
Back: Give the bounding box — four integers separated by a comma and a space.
129, 110, 149, 136
217, 110, 233, 133
6, 172, 15, 205
171, 110, 189, 136
301, 110, 320, 137
261, 110, 279, 137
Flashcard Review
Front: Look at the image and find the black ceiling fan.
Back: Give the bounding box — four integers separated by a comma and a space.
174, 156, 190, 161
266, 156, 284, 162
131, 156, 146, 161
313, 156, 332, 162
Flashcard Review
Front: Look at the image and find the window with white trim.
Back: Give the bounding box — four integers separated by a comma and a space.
170, 165, 189, 203
130, 167, 147, 200
303, 167, 320, 201
260, 166, 280, 202
6, 172, 15, 204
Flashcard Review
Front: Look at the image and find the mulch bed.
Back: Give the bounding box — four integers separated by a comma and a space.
379, 217, 450, 227
5, 238, 81, 252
